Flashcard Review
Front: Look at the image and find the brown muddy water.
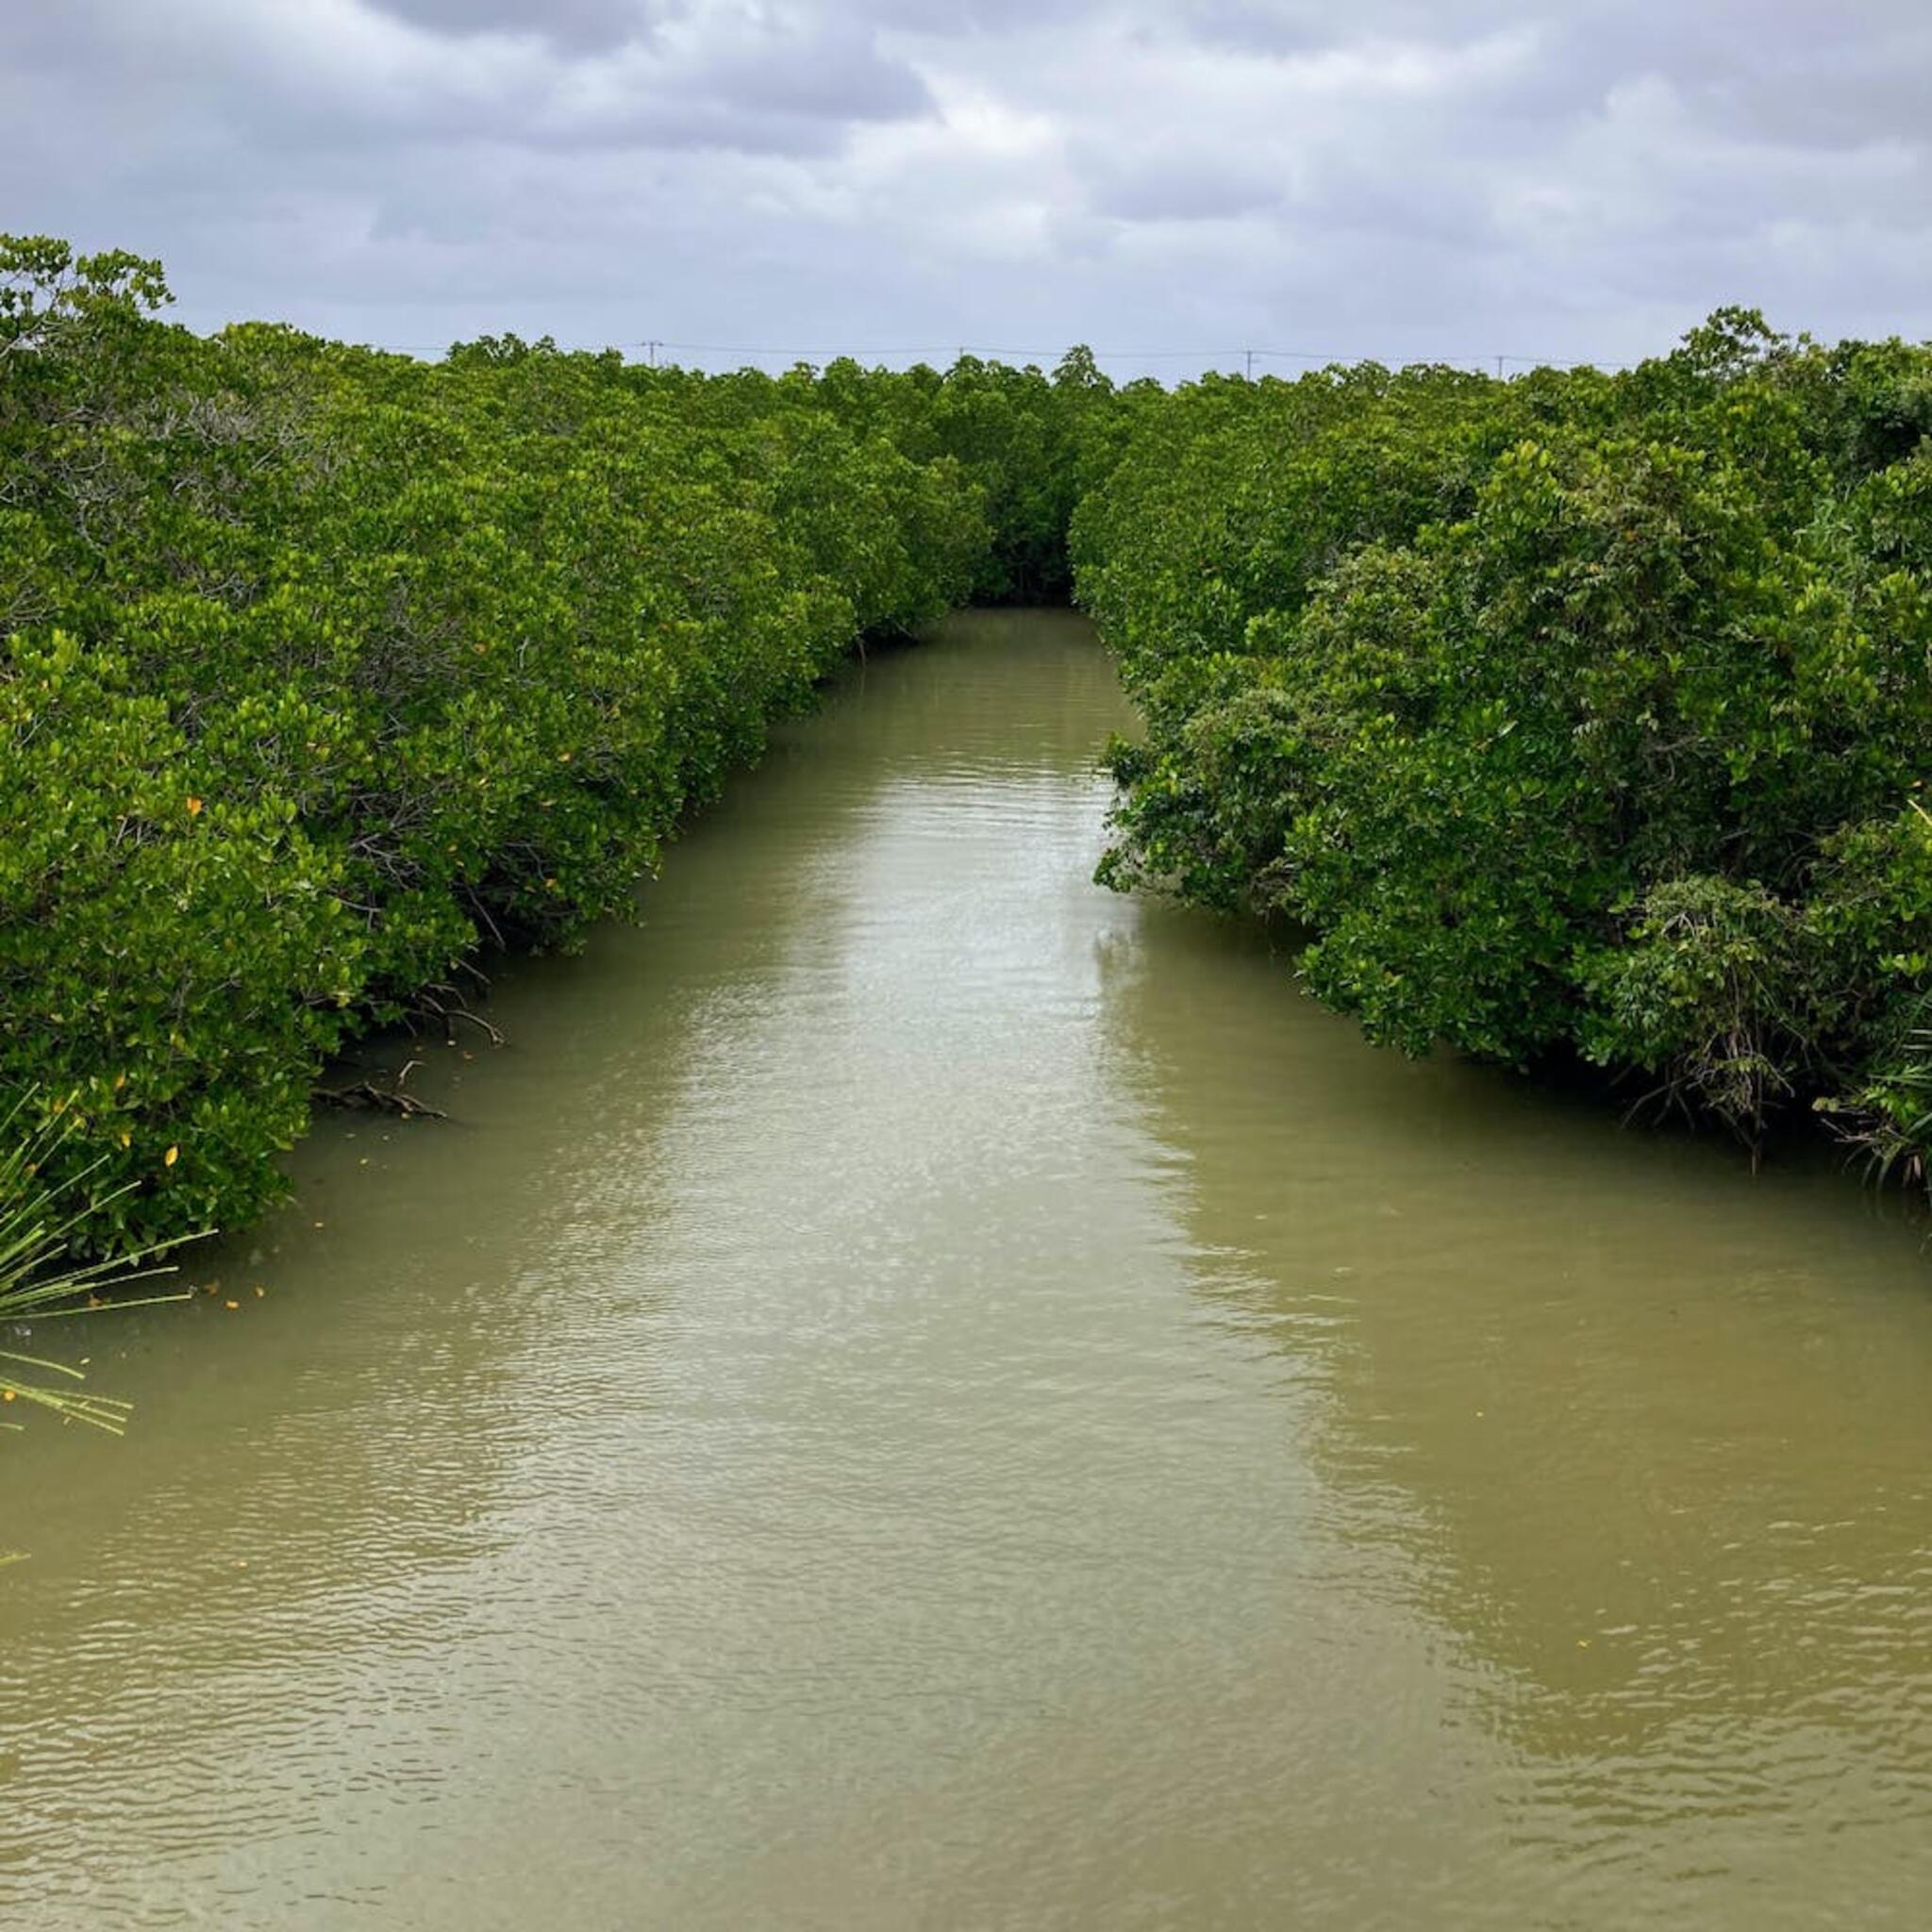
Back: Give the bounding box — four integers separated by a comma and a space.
5, 608, 1932, 1929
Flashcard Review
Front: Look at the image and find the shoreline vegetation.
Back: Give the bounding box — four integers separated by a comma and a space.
1075, 312, 1932, 1185
3, 235, 1929, 1271
0, 1092, 190, 1455
0, 237, 1106, 1258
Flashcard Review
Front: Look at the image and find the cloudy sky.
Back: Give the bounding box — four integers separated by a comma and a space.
6, 0, 1928, 376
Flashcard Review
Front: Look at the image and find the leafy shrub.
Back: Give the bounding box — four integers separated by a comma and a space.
1076, 316, 1932, 1175
0, 238, 1004, 1249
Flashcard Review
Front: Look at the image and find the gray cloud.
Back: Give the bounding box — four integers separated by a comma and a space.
372, 0, 663, 51
1088, 153, 1281, 225
1, 0, 1926, 373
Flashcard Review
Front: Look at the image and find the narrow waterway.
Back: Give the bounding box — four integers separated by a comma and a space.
6, 608, 1932, 1929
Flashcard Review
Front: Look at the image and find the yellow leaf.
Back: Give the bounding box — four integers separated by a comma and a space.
164, 1144, 178, 1167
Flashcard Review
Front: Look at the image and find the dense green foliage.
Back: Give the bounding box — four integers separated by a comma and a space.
3, 238, 1118, 1250
1073, 311, 1932, 1172
9, 230, 1930, 1256
806, 342, 1124, 602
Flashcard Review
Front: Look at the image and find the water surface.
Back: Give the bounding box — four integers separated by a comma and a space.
5, 608, 1931, 1928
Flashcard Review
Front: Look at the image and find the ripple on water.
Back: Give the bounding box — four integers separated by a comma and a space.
6, 609, 1932, 1930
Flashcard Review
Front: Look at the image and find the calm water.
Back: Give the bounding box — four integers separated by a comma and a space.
5, 608, 1932, 1928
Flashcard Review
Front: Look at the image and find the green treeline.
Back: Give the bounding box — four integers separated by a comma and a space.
7, 234, 1931, 1256
0, 240, 1106, 1249
1073, 310, 1932, 1177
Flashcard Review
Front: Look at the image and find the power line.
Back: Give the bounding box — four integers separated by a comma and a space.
347, 333, 1627, 374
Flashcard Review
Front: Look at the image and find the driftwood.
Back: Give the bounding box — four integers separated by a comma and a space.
314, 1058, 448, 1120
414, 982, 506, 1048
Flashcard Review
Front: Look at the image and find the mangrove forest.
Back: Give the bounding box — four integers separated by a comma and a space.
5, 240, 1931, 1257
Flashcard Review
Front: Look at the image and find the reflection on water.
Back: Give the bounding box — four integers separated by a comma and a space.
1100, 902, 1932, 1923
3, 608, 1931, 1929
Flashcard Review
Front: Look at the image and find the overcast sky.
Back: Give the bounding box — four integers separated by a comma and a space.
6, 0, 1928, 377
